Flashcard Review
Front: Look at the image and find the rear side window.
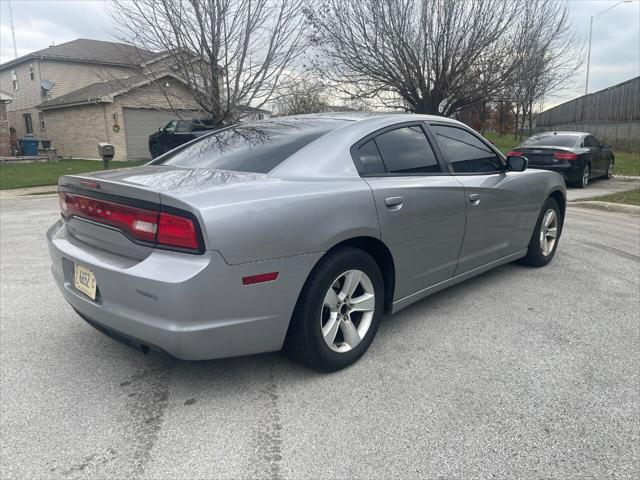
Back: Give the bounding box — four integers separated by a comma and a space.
357, 140, 386, 174
154, 118, 348, 173
523, 134, 580, 148
374, 126, 440, 174
430, 125, 502, 173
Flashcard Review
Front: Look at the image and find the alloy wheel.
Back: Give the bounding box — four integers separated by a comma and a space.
539, 209, 558, 256
582, 165, 590, 187
320, 270, 375, 353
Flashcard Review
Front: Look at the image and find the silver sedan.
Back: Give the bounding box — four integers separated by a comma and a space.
47, 113, 566, 371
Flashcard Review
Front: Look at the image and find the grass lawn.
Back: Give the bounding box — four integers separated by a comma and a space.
482, 131, 639, 177
583, 187, 640, 206
0, 159, 146, 190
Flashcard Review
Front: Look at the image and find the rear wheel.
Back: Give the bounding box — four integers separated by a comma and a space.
519, 197, 562, 267
574, 163, 590, 188
284, 247, 384, 372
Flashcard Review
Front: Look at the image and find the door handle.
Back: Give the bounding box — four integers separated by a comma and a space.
385, 196, 403, 210
469, 193, 481, 205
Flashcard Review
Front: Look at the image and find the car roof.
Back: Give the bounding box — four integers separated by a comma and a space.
280, 111, 462, 124
530, 131, 589, 137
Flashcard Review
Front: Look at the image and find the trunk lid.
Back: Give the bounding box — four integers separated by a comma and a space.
515, 146, 575, 166
58, 165, 265, 259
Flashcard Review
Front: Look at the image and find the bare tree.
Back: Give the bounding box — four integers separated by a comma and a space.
505, 0, 582, 139
273, 77, 329, 116
306, 0, 527, 116
109, 0, 306, 126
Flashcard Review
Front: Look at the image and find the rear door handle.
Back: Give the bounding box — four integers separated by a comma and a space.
385, 196, 403, 210
469, 193, 480, 205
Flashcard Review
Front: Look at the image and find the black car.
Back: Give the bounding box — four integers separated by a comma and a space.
509, 132, 614, 188
148, 118, 218, 158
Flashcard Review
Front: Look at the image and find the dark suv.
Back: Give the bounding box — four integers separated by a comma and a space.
149, 118, 218, 158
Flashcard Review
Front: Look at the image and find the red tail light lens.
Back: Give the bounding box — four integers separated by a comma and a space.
59, 192, 201, 252
157, 212, 199, 249
506, 150, 523, 156
553, 151, 577, 161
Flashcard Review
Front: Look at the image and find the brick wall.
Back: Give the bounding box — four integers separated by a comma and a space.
0, 102, 10, 156
43, 103, 128, 160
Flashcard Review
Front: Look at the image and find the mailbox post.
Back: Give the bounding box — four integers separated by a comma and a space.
97, 142, 114, 169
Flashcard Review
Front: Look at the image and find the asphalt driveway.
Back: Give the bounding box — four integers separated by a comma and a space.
1, 196, 638, 479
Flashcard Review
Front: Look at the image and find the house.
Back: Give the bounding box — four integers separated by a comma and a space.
0, 38, 202, 160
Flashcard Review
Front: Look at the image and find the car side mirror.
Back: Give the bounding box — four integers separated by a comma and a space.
506, 155, 527, 172
159, 127, 164, 132
601, 143, 609, 149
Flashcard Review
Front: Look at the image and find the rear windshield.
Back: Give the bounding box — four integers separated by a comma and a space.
152, 118, 348, 173
522, 134, 580, 148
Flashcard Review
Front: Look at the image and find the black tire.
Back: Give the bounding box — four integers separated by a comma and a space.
604, 158, 614, 179
519, 197, 563, 267
573, 163, 590, 188
284, 247, 384, 372
149, 140, 162, 159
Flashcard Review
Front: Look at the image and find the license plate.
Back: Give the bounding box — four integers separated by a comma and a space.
74, 264, 97, 300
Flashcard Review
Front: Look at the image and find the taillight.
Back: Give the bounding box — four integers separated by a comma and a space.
506, 150, 523, 156
553, 151, 577, 161
157, 212, 199, 249
59, 191, 201, 252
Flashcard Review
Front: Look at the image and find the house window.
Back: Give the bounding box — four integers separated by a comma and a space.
23, 114, 33, 135
38, 112, 45, 130
29, 64, 35, 81
11, 71, 18, 91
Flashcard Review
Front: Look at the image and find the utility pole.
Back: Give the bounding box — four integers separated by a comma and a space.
8, 0, 18, 59
585, 0, 633, 95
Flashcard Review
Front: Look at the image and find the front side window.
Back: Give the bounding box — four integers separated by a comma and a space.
374, 126, 440, 174
23, 113, 33, 135
585, 136, 600, 148
430, 125, 502, 173
175, 121, 191, 133
154, 118, 348, 173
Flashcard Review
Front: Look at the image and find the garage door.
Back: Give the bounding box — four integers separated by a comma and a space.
123, 108, 195, 160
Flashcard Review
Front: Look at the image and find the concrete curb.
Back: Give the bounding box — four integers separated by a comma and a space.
0, 185, 58, 199
614, 175, 640, 182
570, 201, 640, 215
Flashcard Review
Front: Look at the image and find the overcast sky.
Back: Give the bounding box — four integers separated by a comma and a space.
1, 0, 638, 109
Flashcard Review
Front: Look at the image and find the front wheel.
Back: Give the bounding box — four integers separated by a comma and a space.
284, 247, 384, 372
519, 197, 563, 267
605, 159, 614, 179
149, 140, 162, 159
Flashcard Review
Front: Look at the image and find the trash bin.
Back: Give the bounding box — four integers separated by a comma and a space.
20, 136, 39, 156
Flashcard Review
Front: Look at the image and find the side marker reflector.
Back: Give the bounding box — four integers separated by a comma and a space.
242, 272, 279, 285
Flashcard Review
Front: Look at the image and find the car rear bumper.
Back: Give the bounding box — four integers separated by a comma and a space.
47, 219, 321, 360
528, 163, 582, 182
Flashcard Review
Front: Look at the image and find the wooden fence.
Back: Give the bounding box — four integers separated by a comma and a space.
536, 76, 640, 126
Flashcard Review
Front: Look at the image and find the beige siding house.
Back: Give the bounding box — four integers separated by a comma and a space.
0, 39, 201, 159
40, 74, 199, 160
0, 38, 269, 160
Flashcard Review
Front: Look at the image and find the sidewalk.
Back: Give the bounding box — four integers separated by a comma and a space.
0, 185, 58, 199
